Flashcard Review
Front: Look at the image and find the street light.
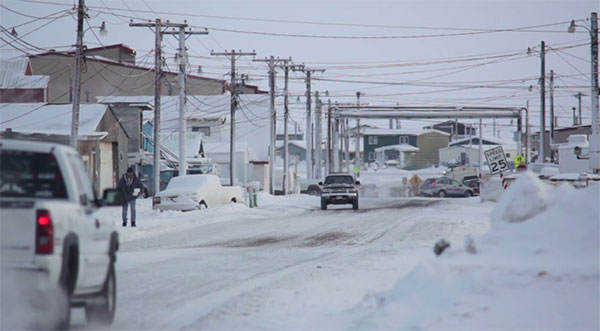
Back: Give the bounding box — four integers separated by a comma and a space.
568, 12, 599, 173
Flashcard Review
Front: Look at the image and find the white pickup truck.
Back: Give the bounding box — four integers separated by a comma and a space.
0, 139, 123, 329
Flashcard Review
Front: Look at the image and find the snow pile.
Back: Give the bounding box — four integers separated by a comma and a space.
491, 172, 559, 223
353, 174, 599, 330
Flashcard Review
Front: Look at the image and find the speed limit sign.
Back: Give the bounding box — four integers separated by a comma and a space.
484, 146, 509, 174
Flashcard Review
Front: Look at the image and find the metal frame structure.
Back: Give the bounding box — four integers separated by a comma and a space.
326, 106, 526, 175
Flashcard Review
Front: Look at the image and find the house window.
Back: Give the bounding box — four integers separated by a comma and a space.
399, 136, 409, 144
368, 136, 378, 145
192, 126, 210, 136
532, 135, 538, 141
368, 152, 374, 160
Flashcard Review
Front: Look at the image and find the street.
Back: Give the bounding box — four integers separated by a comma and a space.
71, 196, 491, 330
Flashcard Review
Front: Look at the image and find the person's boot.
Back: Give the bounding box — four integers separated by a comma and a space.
122, 221, 126, 227
131, 222, 136, 227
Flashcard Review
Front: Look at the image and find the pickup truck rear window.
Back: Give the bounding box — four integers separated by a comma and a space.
324, 176, 354, 185
0, 150, 67, 199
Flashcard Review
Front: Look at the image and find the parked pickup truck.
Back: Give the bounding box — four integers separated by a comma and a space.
0, 139, 124, 329
319, 173, 360, 210
152, 174, 244, 211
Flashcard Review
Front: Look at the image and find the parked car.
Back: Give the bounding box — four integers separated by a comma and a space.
152, 174, 244, 211
419, 176, 474, 198
0, 139, 123, 329
319, 173, 360, 210
462, 178, 480, 195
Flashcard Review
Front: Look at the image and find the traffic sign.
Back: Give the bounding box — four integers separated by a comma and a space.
409, 175, 422, 187
484, 146, 509, 175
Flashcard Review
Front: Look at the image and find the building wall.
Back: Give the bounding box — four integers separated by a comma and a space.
29, 54, 224, 104
96, 108, 129, 180
0, 88, 45, 103
405, 132, 449, 170
276, 144, 306, 161
87, 46, 135, 64
363, 135, 417, 162
111, 105, 143, 154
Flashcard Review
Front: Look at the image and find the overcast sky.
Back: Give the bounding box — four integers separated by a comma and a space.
1, 0, 597, 137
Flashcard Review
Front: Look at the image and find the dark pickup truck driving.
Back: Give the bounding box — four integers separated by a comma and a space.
319, 174, 360, 210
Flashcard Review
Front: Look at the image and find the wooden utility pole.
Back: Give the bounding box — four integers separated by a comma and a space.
293, 67, 325, 179
315, 91, 322, 179
212, 50, 256, 186
70, 0, 85, 149
163, 25, 208, 176
539, 41, 546, 162
254, 57, 294, 194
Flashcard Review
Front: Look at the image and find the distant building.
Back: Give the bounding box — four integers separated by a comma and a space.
530, 125, 592, 162
0, 103, 128, 194
27, 44, 264, 104
423, 120, 476, 140
0, 57, 49, 103
363, 128, 450, 170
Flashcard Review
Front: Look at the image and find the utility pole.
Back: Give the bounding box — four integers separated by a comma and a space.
326, 98, 332, 175
131, 19, 186, 195
590, 11, 599, 173
539, 41, 546, 163
283, 65, 290, 195
254, 57, 293, 194
212, 49, 256, 186
355, 91, 362, 173
315, 91, 322, 179
549, 70, 555, 152
70, 0, 85, 149
574, 92, 586, 125
293, 67, 325, 179
163, 24, 208, 176
526, 100, 530, 163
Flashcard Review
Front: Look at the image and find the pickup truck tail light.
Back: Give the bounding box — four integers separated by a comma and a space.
36, 210, 54, 254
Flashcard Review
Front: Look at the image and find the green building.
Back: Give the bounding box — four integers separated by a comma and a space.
363, 128, 450, 170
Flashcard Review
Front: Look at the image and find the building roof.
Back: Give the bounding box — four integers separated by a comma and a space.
362, 127, 450, 136
374, 144, 419, 152
0, 103, 108, 137
0, 57, 49, 89
161, 131, 203, 158
275, 140, 306, 150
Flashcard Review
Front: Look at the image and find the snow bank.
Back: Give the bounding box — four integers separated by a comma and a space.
353, 174, 600, 330
490, 172, 573, 224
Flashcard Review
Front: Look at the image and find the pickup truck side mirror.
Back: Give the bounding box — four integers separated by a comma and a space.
102, 189, 126, 206
318, 182, 323, 186
355, 181, 361, 185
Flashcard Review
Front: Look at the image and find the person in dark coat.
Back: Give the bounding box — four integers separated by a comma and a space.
117, 167, 144, 227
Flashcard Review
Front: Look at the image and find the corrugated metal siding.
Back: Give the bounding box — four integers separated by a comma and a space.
405, 132, 449, 170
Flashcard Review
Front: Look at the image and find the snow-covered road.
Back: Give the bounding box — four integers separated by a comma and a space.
71, 195, 491, 330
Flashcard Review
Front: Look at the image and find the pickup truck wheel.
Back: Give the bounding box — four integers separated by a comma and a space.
464, 190, 472, 197
307, 185, 321, 196
352, 199, 359, 210
199, 201, 208, 209
85, 264, 116, 325
54, 245, 78, 330
320, 199, 327, 210
438, 190, 447, 198
231, 198, 237, 203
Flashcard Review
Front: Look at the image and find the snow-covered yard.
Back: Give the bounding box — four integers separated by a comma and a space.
69, 173, 599, 330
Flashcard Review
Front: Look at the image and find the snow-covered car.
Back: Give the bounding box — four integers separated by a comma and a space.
152, 174, 244, 211
0, 139, 122, 329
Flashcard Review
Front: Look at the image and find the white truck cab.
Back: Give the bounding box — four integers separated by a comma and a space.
0, 139, 122, 329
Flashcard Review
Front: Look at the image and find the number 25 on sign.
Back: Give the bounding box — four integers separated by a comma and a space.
484, 146, 509, 175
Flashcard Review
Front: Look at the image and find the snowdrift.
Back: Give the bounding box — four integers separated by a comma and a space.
353, 173, 600, 330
